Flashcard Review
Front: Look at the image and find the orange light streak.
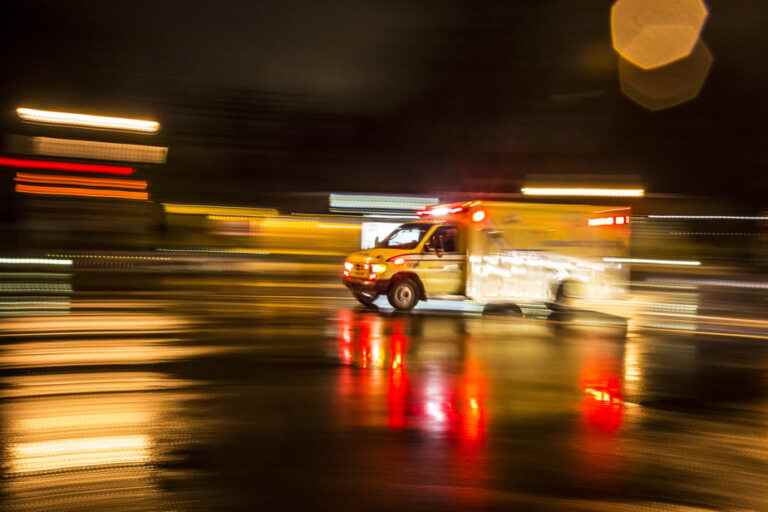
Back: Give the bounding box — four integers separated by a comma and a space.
16, 183, 149, 201
15, 172, 147, 190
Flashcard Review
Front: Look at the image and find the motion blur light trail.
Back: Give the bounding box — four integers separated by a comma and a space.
16, 107, 160, 134
0, 156, 134, 175
15, 172, 148, 190
521, 187, 645, 197
30, 136, 168, 164
16, 183, 149, 201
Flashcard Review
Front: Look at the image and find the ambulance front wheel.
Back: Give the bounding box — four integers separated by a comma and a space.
388, 278, 419, 311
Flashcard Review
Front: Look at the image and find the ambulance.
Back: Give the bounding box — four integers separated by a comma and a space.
342, 200, 631, 314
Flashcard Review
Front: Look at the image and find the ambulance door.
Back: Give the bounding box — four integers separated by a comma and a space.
419, 224, 465, 297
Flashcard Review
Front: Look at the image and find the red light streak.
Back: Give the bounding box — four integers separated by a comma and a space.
16, 183, 149, 201
0, 156, 134, 176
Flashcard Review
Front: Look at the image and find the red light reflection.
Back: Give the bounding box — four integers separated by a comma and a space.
335, 311, 487, 445
580, 358, 624, 434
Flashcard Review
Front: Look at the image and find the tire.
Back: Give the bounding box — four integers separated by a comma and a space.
387, 277, 419, 311
551, 281, 577, 310
353, 291, 378, 308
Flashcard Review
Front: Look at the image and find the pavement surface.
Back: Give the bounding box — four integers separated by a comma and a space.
1, 269, 768, 511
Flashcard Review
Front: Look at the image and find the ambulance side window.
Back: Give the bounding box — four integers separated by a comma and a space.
426, 226, 458, 253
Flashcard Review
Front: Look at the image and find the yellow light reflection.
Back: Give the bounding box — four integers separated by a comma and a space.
16, 107, 159, 134
611, 0, 708, 70
9, 435, 149, 474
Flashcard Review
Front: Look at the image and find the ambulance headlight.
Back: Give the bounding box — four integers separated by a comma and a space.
371, 263, 387, 274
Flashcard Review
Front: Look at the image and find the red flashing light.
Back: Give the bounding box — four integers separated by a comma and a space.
0, 156, 134, 176
417, 203, 470, 217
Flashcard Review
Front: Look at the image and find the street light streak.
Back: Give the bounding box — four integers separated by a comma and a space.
0, 258, 73, 266
17, 107, 159, 133
603, 257, 701, 266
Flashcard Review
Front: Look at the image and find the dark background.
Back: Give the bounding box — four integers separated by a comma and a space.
1, 1, 766, 205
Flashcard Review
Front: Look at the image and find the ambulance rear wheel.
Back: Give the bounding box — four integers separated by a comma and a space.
388, 278, 419, 311
353, 291, 378, 308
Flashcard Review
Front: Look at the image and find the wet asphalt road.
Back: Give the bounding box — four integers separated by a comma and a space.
1, 272, 768, 511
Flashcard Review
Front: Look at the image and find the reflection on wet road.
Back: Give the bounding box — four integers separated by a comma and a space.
1, 274, 768, 510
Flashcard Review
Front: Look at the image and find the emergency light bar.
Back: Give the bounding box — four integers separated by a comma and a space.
417, 205, 464, 217
417, 201, 486, 222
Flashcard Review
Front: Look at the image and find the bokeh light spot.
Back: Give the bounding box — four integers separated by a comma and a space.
611, 0, 709, 70
619, 40, 713, 111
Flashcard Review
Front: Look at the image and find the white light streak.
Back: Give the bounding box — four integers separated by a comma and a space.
330, 193, 438, 211
603, 257, 701, 266
648, 215, 768, 220
522, 187, 645, 197
0, 258, 73, 266
17, 108, 159, 134
588, 217, 615, 226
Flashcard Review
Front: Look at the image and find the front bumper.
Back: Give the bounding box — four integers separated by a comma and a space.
343, 276, 390, 295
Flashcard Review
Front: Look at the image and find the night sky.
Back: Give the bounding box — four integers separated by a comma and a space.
1, 1, 766, 205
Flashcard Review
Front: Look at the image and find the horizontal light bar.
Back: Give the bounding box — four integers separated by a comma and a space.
0, 156, 133, 176
330, 193, 438, 211
17, 108, 159, 134
31, 136, 167, 164
163, 203, 278, 217
16, 183, 148, 201
522, 187, 645, 197
0, 258, 72, 266
588, 215, 630, 226
603, 257, 701, 266
15, 172, 147, 190
648, 215, 768, 221
588, 216, 614, 226
417, 206, 464, 217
